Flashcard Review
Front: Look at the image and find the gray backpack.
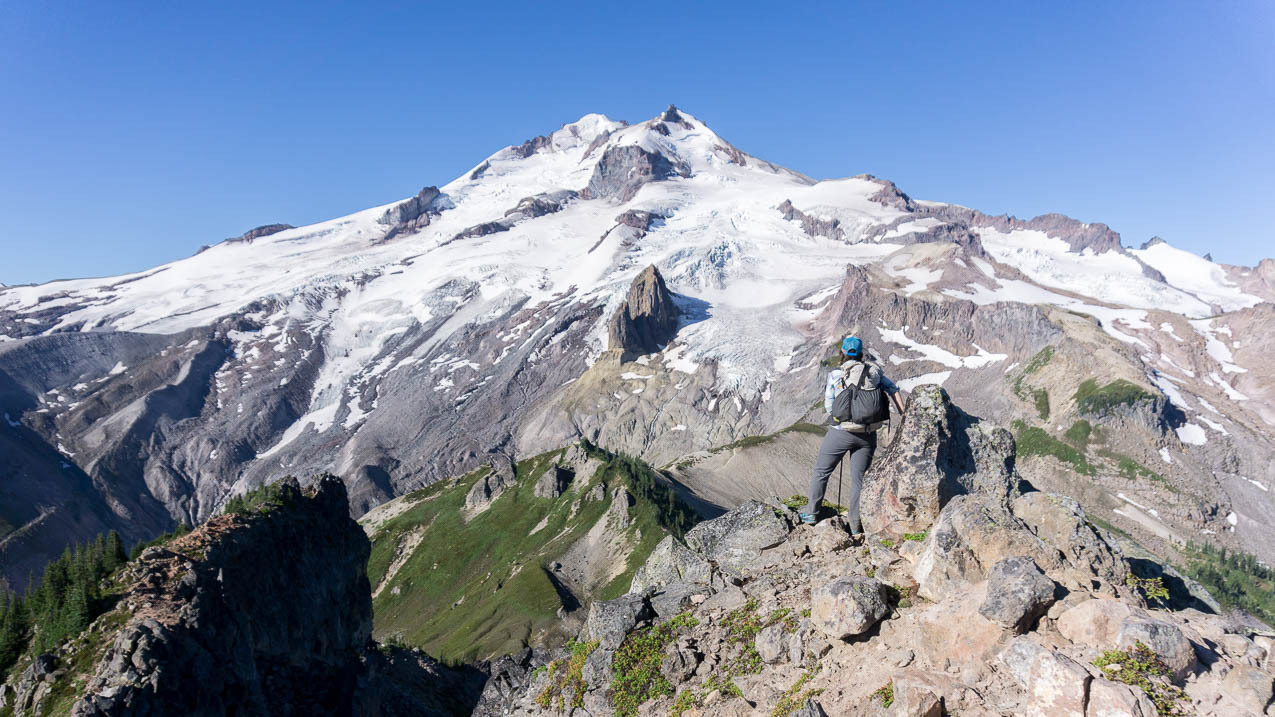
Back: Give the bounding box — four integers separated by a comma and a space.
830, 362, 890, 425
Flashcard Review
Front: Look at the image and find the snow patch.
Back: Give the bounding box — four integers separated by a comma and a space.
896, 371, 952, 392
1175, 423, 1207, 445
1191, 319, 1246, 374
879, 327, 1006, 369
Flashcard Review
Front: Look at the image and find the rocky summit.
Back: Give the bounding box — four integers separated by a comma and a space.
475, 387, 1275, 716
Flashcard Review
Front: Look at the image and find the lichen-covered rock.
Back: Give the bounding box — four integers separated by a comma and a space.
1055, 598, 1196, 681
998, 636, 1091, 717
606, 265, 679, 359
464, 460, 514, 514
977, 556, 1057, 632
532, 465, 570, 498
581, 593, 653, 650
647, 581, 710, 620
810, 576, 890, 639
860, 385, 1021, 536
1011, 491, 1130, 594
912, 494, 1061, 601
683, 500, 792, 576
630, 536, 715, 594
756, 623, 789, 664
660, 638, 701, 683
1117, 614, 1197, 681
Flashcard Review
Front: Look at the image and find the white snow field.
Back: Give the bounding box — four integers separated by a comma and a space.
0, 107, 1265, 408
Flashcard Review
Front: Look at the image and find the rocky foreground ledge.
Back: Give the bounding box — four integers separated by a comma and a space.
477, 386, 1275, 717
1, 477, 483, 716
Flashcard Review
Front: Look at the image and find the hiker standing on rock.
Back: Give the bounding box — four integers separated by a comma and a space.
801, 336, 906, 530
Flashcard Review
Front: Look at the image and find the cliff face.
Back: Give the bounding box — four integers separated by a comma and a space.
72, 476, 371, 716
2, 476, 482, 717
606, 265, 679, 360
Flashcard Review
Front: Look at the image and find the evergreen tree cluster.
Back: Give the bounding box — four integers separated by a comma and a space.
128, 522, 190, 561
581, 440, 699, 539
0, 530, 127, 678
223, 481, 295, 516
1183, 541, 1275, 626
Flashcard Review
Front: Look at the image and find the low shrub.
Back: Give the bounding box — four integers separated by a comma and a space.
1073, 378, 1155, 415
1092, 642, 1187, 716
1013, 420, 1096, 475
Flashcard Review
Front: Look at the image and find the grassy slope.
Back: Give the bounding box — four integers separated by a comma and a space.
366, 445, 687, 663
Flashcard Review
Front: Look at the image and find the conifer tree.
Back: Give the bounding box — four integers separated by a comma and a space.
104, 530, 126, 571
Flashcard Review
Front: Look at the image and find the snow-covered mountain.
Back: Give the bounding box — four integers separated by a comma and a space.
2, 105, 1272, 589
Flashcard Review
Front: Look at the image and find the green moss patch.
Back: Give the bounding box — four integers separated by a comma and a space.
1073, 378, 1155, 415
1096, 450, 1177, 492
1063, 419, 1092, 451
536, 638, 598, 711
1022, 345, 1055, 375
1012, 420, 1096, 475
1010, 347, 1055, 420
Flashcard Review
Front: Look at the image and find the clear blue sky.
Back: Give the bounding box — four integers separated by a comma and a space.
2, 1, 1272, 284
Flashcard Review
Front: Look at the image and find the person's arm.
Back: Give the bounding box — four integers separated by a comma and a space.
878, 372, 907, 415
891, 391, 906, 415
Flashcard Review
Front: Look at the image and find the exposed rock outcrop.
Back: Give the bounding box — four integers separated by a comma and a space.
25, 476, 484, 716
582, 145, 691, 202
378, 186, 447, 242
475, 388, 1268, 716
532, 464, 570, 498
504, 190, 577, 220
860, 384, 1022, 536
464, 457, 515, 516
606, 265, 679, 359
225, 223, 294, 244
683, 499, 791, 576
977, 556, 1058, 632
777, 199, 843, 241
509, 134, 553, 159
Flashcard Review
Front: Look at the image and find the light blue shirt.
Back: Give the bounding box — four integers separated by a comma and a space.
824, 361, 899, 416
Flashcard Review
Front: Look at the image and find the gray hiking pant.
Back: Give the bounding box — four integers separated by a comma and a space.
805, 427, 876, 531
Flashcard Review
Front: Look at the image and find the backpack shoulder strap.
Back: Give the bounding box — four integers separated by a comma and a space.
855, 363, 869, 389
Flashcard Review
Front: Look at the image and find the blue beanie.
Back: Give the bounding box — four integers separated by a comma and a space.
841, 336, 863, 358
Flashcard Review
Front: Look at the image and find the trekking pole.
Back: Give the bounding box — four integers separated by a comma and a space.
837, 460, 843, 515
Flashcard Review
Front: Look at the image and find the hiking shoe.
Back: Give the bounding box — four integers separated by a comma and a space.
798, 512, 818, 525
